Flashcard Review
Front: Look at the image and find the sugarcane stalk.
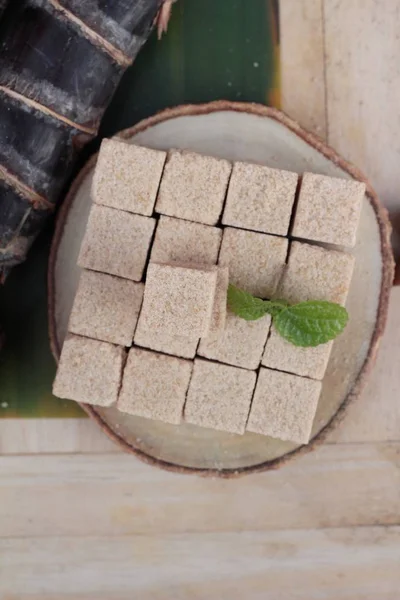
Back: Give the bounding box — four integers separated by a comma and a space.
0, 0, 172, 277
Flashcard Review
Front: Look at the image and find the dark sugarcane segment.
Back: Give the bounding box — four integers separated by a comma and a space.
0, 0, 164, 273
0, 92, 89, 202
60, 0, 163, 59
0, 2, 125, 129
0, 180, 51, 268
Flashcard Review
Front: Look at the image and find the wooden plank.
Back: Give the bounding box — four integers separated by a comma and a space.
280, 0, 327, 138
0, 418, 118, 454
1, 527, 399, 599
324, 0, 400, 213
330, 287, 400, 442
1, 444, 399, 538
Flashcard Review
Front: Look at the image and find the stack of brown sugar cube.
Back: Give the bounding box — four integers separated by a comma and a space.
54, 138, 365, 445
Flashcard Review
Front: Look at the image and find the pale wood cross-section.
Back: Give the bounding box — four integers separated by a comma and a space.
1, 1, 400, 597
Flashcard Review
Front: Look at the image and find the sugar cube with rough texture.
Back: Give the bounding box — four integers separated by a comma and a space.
219, 227, 288, 298
150, 216, 222, 265
78, 205, 155, 281
68, 270, 143, 346
134, 316, 198, 359
184, 359, 256, 434
118, 348, 192, 424
247, 367, 322, 443
208, 266, 229, 335
155, 150, 232, 225
199, 311, 271, 370
139, 262, 217, 339
53, 334, 125, 407
279, 241, 354, 305
292, 172, 365, 247
92, 139, 166, 216
262, 326, 333, 380
223, 162, 298, 235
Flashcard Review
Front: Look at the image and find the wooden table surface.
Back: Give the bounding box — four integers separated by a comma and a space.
1, 2, 400, 598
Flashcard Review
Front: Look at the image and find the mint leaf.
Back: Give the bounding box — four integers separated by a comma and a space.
227, 285, 269, 320
274, 301, 348, 347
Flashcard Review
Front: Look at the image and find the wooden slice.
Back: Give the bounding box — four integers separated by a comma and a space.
48, 101, 394, 477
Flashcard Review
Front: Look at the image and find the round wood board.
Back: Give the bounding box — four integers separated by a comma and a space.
48, 102, 393, 477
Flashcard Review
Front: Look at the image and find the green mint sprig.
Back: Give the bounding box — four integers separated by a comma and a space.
227, 284, 348, 347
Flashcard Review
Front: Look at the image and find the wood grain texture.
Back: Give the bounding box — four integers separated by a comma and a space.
330, 287, 400, 442
280, 0, 327, 139
324, 0, 400, 212
1, 527, 399, 599
1, 445, 399, 538
0, 418, 118, 454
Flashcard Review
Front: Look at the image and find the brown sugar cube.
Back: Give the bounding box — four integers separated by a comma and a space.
151, 216, 222, 265
264, 241, 353, 381
118, 348, 192, 424
247, 368, 322, 443
184, 359, 256, 434
219, 227, 288, 298
53, 334, 125, 407
208, 266, 229, 335
92, 139, 166, 216
199, 311, 271, 370
280, 241, 354, 305
155, 150, 232, 225
78, 205, 155, 281
262, 326, 333, 380
134, 317, 198, 359
223, 162, 298, 235
68, 270, 143, 346
292, 172, 365, 247
139, 262, 217, 339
